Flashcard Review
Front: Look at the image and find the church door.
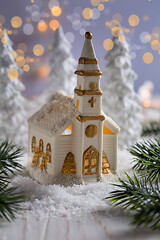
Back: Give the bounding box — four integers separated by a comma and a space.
61, 152, 76, 175
83, 146, 99, 175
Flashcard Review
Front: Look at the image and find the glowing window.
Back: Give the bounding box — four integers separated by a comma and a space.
31, 136, 36, 153
46, 143, 51, 163
39, 139, 44, 156
61, 125, 72, 136
103, 125, 114, 134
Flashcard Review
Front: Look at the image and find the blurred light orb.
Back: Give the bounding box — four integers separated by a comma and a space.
128, 15, 139, 27
30, 58, 35, 63
143, 52, 153, 64
143, 15, 149, 21
49, 19, 59, 31
103, 39, 114, 51
31, 11, 41, 22
82, 8, 93, 20
7, 30, 12, 35
98, 4, 104, 11
8, 68, 18, 80
152, 26, 160, 35
113, 13, 123, 23
16, 56, 25, 67
17, 42, 27, 52
140, 32, 150, 43
37, 20, 48, 32
23, 23, 34, 35
10, 51, 17, 58
1, 36, 8, 44
72, 20, 82, 31
38, 65, 51, 77
111, 26, 120, 37
0, 15, 5, 25
11, 16, 22, 28
91, 8, 100, 20
80, 28, 86, 35
33, 44, 44, 56
51, 6, 62, 16
48, 0, 59, 10
151, 40, 160, 51
90, 0, 100, 6
65, 32, 75, 43
23, 64, 30, 72
16, 49, 24, 57
119, 34, 125, 42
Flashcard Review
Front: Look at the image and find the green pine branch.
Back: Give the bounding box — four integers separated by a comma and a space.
129, 139, 160, 181
106, 173, 160, 230
142, 121, 160, 137
0, 139, 29, 222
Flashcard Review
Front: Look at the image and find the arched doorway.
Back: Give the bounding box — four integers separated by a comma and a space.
61, 152, 76, 175
83, 146, 99, 175
102, 151, 111, 174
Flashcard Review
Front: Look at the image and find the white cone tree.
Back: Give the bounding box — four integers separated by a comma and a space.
102, 36, 142, 149
0, 30, 27, 149
46, 25, 76, 96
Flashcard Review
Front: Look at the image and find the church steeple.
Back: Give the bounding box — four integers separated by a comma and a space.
75, 32, 102, 76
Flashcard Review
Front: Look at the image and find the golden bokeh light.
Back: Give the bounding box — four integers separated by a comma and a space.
23, 64, 30, 72
143, 15, 149, 22
51, 6, 62, 16
151, 40, 160, 51
113, 13, 123, 23
10, 51, 17, 58
7, 30, 12, 35
38, 65, 51, 77
11, 16, 22, 28
82, 8, 93, 20
37, 20, 48, 32
16, 56, 25, 67
90, 0, 100, 6
33, 44, 44, 56
49, 19, 59, 31
128, 15, 139, 27
98, 4, 104, 11
1, 36, 8, 44
143, 100, 151, 108
8, 68, 18, 80
16, 49, 24, 57
103, 39, 114, 51
0, 15, 5, 25
17, 42, 27, 52
111, 26, 120, 37
30, 58, 35, 63
143, 52, 153, 64
119, 34, 125, 42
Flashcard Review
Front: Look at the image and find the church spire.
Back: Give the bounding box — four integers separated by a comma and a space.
75, 32, 102, 76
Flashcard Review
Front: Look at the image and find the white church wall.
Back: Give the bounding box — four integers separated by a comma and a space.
103, 134, 117, 172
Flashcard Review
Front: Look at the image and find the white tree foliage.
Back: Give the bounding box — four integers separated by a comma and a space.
0, 30, 27, 149
46, 25, 77, 96
102, 36, 142, 149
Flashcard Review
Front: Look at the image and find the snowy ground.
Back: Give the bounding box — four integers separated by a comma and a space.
0, 149, 159, 240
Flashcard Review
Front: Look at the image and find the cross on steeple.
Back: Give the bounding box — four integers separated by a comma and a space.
88, 97, 96, 108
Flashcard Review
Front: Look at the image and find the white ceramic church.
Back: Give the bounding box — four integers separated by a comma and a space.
28, 32, 120, 185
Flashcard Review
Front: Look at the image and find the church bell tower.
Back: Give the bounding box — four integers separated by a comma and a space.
74, 32, 105, 183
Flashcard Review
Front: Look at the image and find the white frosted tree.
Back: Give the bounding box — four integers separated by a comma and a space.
46, 25, 76, 96
102, 36, 142, 149
0, 30, 27, 149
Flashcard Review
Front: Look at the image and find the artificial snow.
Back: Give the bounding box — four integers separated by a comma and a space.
11, 149, 132, 219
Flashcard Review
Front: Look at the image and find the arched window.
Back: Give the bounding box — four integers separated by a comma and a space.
32, 136, 36, 153
39, 139, 43, 156
83, 145, 99, 175
102, 151, 111, 174
46, 143, 51, 163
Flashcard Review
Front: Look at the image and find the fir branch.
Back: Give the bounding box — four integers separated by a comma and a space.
142, 121, 160, 137
129, 139, 160, 181
0, 139, 29, 222
106, 173, 160, 230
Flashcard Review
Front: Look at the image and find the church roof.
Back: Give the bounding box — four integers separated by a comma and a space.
28, 91, 78, 136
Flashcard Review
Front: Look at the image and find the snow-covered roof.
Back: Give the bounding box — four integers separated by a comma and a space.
28, 91, 78, 136
103, 112, 120, 134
